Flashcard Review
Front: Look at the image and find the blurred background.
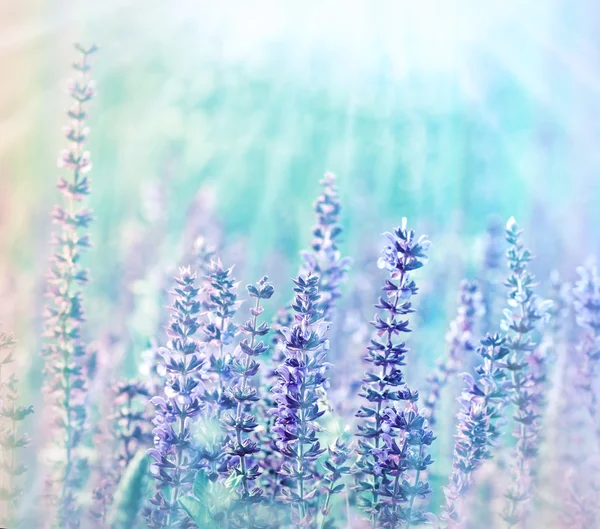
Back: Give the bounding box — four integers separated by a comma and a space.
1, 0, 599, 505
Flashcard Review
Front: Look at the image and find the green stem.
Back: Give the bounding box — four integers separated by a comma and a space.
234, 297, 261, 525
505, 300, 529, 527
404, 444, 424, 529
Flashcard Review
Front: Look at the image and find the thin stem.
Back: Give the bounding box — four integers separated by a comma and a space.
371, 263, 405, 527
404, 444, 425, 529
297, 368, 307, 525
234, 297, 261, 525
319, 490, 333, 529
505, 304, 527, 527
58, 52, 88, 509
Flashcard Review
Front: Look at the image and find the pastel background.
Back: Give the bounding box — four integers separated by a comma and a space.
0, 1, 599, 525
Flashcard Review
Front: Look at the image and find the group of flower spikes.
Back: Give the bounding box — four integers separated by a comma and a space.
34, 43, 600, 529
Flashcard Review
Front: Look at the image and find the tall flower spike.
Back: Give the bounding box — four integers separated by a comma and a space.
202, 260, 242, 414
191, 237, 218, 315
42, 43, 97, 528
89, 380, 152, 526
564, 262, 600, 526
0, 330, 34, 527
222, 276, 274, 528
423, 280, 483, 426
501, 217, 552, 527
300, 172, 352, 323
572, 262, 600, 422
260, 173, 350, 502
146, 267, 207, 528
354, 218, 434, 528
270, 273, 331, 527
257, 307, 294, 504
441, 333, 510, 525
113, 380, 153, 468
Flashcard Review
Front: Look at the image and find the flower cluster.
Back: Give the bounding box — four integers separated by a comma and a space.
23, 38, 600, 529
319, 437, 352, 529
192, 237, 218, 314
442, 333, 510, 525
562, 263, 600, 526
379, 403, 435, 528
202, 260, 242, 413
42, 42, 98, 528
146, 268, 207, 528
300, 172, 351, 323
354, 218, 433, 528
501, 217, 552, 527
113, 380, 153, 467
89, 378, 155, 524
89, 376, 150, 527
222, 276, 274, 528
270, 273, 331, 526
0, 330, 34, 527
572, 263, 600, 419
423, 280, 483, 426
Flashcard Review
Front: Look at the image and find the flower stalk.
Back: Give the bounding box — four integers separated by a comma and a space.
354, 218, 433, 528
42, 43, 97, 527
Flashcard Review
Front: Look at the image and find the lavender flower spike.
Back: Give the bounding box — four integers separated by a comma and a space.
0, 329, 34, 527
318, 437, 352, 529
300, 172, 352, 322
42, 43, 97, 528
354, 218, 434, 528
560, 262, 600, 526
202, 260, 242, 414
146, 267, 207, 528
572, 262, 600, 423
113, 380, 153, 467
501, 217, 552, 527
90, 380, 152, 525
423, 280, 483, 426
270, 273, 331, 527
222, 276, 274, 528
441, 333, 510, 526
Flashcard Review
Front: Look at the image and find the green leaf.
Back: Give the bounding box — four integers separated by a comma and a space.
224, 472, 244, 491
179, 495, 214, 527
107, 450, 150, 528
192, 469, 210, 502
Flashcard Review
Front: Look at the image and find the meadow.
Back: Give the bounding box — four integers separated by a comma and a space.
1, 2, 600, 528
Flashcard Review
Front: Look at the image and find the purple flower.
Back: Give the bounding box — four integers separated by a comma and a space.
112, 380, 153, 467
354, 219, 434, 528
501, 217, 552, 527
562, 262, 600, 526
221, 276, 274, 527
300, 172, 352, 323
42, 43, 97, 528
441, 333, 510, 526
270, 273, 331, 527
146, 267, 208, 528
423, 280, 483, 426
202, 260, 242, 414
572, 263, 600, 409
318, 437, 353, 529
